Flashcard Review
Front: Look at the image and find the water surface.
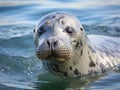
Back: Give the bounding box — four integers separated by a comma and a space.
0, 0, 120, 90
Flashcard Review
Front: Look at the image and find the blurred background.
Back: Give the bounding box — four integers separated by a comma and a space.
0, 0, 120, 90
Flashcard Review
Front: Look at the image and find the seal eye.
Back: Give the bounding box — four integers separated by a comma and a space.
80, 28, 83, 31
37, 26, 46, 36
64, 26, 75, 35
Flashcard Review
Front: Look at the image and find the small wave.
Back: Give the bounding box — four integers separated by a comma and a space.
0, 24, 34, 40
0, 53, 42, 89
83, 24, 120, 37
0, 72, 35, 89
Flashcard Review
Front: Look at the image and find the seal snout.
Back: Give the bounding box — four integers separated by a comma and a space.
36, 37, 72, 61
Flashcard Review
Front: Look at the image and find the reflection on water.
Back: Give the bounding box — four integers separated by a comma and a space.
36, 72, 103, 90
0, 0, 120, 90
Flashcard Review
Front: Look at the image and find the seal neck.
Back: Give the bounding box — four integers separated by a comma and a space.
66, 35, 100, 76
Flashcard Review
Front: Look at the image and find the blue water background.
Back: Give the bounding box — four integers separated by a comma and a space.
0, 0, 120, 90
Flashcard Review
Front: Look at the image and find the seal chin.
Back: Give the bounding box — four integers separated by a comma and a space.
46, 57, 67, 62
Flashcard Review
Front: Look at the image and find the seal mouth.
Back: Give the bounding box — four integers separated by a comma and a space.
46, 53, 69, 61
36, 50, 71, 62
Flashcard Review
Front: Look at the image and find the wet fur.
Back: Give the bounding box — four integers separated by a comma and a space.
34, 12, 120, 78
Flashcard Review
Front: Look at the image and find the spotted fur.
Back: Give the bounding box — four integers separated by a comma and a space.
34, 12, 120, 78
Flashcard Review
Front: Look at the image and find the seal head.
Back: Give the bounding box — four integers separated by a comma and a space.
34, 12, 85, 62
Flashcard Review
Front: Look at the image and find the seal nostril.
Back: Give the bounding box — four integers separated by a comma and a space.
46, 40, 51, 48
54, 40, 58, 47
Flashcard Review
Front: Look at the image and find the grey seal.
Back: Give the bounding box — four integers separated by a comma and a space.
33, 12, 120, 78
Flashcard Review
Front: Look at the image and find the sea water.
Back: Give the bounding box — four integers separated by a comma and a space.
0, 0, 120, 90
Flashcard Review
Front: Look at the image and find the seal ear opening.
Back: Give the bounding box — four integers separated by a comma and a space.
33, 29, 35, 33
